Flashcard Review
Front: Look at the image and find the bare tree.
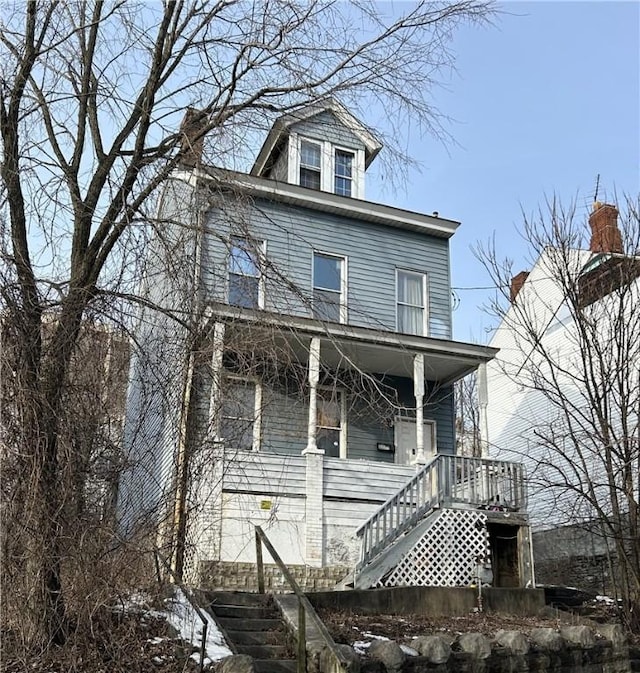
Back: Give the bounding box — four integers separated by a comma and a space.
477, 195, 640, 629
455, 372, 481, 456
0, 0, 495, 648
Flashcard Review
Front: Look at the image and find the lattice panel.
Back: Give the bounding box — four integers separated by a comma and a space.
383, 509, 489, 587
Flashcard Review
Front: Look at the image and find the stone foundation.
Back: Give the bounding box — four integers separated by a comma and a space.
199, 561, 350, 592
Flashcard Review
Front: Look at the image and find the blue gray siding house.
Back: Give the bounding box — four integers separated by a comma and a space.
119, 99, 501, 584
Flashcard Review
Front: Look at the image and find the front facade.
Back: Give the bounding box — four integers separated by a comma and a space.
120, 100, 531, 589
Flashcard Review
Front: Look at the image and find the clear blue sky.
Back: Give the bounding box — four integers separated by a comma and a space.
368, 1, 640, 344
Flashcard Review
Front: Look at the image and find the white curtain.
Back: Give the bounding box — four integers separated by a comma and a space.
398, 271, 424, 335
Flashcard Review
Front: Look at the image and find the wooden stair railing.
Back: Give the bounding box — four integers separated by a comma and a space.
355, 454, 527, 573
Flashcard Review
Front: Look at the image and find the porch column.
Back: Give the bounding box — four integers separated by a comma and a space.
303, 336, 323, 456
413, 353, 426, 466
303, 337, 324, 567
477, 363, 489, 458
207, 321, 226, 442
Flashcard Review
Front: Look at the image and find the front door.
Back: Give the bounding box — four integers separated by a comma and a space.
394, 418, 436, 465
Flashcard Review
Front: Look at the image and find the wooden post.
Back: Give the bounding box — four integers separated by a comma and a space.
413, 354, 426, 465
255, 530, 265, 594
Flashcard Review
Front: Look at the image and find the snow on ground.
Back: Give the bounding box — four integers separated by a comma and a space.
163, 588, 233, 666
116, 588, 232, 667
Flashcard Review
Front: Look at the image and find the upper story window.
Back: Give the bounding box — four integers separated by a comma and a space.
289, 134, 364, 198
228, 237, 264, 309
313, 252, 346, 323
334, 149, 354, 197
397, 269, 428, 336
299, 140, 322, 190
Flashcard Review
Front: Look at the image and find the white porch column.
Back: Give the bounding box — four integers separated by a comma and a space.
303, 336, 323, 456
207, 321, 226, 442
413, 353, 426, 467
303, 337, 324, 567
477, 362, 489, 458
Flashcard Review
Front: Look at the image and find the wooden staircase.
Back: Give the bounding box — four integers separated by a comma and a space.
209, 591, 297, 673
353, 454, 527, 589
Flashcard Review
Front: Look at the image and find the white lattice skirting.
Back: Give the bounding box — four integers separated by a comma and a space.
384, 509, 489, 587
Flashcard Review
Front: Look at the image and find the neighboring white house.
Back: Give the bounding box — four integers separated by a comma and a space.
118, 99, 533, 591
484, 202, 640, 583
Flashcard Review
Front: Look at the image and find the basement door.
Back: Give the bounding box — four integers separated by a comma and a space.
394, 418, 436, 466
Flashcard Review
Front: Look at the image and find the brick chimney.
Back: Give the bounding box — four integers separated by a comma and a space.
589, 202, 622, 254
179, 108, 207, 165
510, 271, 529, 302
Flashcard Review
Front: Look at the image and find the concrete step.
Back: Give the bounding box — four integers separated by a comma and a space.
212, 604, 279, 620
217, 617, 283, 632
236, 644, 290, 659
253, 659, 297, 673
226, 630, 284, 646
209, 591, 272, 607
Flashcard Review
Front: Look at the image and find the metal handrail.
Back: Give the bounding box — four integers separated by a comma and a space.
355, 453, 526, 572
254, 525, 350, 673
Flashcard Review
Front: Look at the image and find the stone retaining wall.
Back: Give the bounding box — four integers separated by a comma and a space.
306, 623, 631, 673
199, 561, 350, 592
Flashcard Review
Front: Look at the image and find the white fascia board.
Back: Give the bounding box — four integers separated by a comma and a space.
205, 302, 497, 363
201, 167, 459, 239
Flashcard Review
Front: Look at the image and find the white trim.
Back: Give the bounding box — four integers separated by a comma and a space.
317, 385, 347, 459
227, 236, 266, 310
312, 250, 348, 324
396, 268, 429, 336
393, 417, 437, 466
182, 167, 459, 239
292, 135, 365, 198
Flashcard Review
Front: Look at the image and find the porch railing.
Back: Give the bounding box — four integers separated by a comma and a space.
355, 454, 526, 571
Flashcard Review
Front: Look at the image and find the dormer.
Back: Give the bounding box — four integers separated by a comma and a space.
250, 99, 382, 199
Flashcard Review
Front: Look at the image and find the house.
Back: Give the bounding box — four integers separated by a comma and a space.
119, 99, 533, 591
483, 201, 640, 593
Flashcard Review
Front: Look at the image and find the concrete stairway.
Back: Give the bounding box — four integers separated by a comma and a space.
209, 591, 297, 673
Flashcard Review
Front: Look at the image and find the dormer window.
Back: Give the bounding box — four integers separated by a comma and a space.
299, 140, 322, 189
334, 149, 354, 197
288, 134, 365, 198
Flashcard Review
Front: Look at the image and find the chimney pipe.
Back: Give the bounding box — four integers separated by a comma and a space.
179, 108, 207, 166
589, 202, 622, 254
510, 271, 529, 303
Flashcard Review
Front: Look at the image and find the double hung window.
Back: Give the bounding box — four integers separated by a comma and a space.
228, 237, 263, 308
397, 270, 427, 336
334, 149, 354, 197
313, 252, 345, 323
317, 388, 344, 458
299, 140, 322, 190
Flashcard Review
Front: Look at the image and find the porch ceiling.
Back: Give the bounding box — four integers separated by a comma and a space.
207, 305, 497, 385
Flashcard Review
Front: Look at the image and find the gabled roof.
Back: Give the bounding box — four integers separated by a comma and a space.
250, 98, 383, 177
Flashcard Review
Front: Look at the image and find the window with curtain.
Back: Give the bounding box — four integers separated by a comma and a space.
397, 270, 427, 335
317, 388, 343, 458
228, 237, 262, 308
313, 252, 345, 322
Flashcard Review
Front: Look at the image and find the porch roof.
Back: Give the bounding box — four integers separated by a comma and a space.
205, 305, 498, 385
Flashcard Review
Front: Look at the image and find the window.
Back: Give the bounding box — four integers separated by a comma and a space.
291, 135, 364, 198
334, 149, 354, 197
397, 270, 427, 335
317, 388, 344, 458
299, 140, 321, 190
220, 378, 259, 451
228, 237, 263, 308
313, 252, 345, 322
